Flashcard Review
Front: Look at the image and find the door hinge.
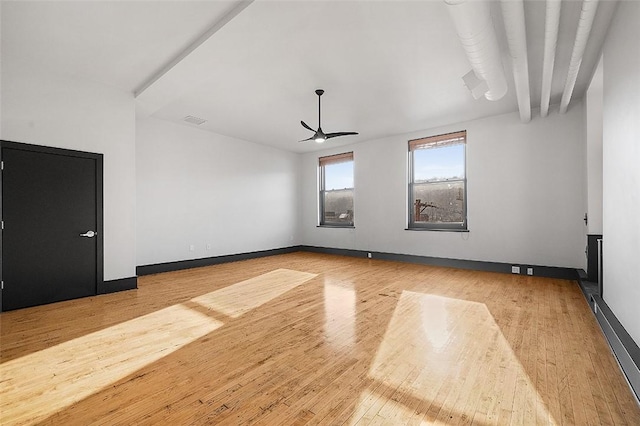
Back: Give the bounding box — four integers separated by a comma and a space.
1, 220, 3, 230
1, 160, 3, 170
1, 281, 3, 290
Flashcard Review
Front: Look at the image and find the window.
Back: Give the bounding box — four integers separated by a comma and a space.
319, 152, 354, 227
408, 131, 467, 230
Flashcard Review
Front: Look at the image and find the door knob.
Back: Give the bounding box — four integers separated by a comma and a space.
80, 230, 96, 238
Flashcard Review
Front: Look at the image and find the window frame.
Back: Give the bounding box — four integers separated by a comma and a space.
318, 152, 355, 228
407, 131, 468, 231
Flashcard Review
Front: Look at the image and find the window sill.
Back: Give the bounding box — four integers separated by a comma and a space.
405, 228, 469, 232
317, 225, 355, 229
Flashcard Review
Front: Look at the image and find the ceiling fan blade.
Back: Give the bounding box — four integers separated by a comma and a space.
300, 120, 315, 132
325, 132, 359, 139
299, 136, 316, 142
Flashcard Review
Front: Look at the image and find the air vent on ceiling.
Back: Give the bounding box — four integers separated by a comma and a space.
183, 115, 207, 125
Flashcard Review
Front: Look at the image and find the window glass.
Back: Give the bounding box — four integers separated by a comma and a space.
409, 132, 467, 230
319, 153, 354, 226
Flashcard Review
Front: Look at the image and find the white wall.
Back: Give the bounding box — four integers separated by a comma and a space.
602, 0, 640, 345
585, 56, 604, 235
301, 106, 586, 269
136, 117, 299, 266
1, 55, 137, 281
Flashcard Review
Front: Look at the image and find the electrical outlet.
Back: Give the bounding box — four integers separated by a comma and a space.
189, 244, 195, 252
527, 267, 534, 276
367, 252, 372, 259
206, 244, 211, 250
511, 266, 520, 274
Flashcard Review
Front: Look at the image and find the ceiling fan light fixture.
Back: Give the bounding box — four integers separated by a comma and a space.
315, 136, 326, 143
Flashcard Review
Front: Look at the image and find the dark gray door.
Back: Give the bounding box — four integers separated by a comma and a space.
1, 142, 103, 311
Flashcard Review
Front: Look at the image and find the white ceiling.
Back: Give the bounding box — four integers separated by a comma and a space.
1, 0, 617, 153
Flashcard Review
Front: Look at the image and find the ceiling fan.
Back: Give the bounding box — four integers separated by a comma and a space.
300, 89, 358, 143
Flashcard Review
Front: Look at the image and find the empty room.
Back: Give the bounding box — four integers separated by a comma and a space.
1, 0, 639, 424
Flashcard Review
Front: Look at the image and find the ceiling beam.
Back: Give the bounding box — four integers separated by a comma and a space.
135, 0, 254, 116
501, 0, 531, 123
560, 0, 599, 114
540, 0, 561, 118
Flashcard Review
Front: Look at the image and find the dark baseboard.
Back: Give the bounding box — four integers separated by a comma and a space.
576, 270, 598, 310
136, 244, 579, 281
99, 276, 137, 294
592, 295, 640, 403
298, 245, 579, 280
577, 268, 588, 280
137, 246, 300, 276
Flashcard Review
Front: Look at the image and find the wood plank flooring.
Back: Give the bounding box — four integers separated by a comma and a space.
1, 252, 639, 425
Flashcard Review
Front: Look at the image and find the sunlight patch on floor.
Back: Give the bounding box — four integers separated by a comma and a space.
191, 268, 317, 318
348, 292, 556, 425
323, 281, 356, 350
0, 304, 222, 425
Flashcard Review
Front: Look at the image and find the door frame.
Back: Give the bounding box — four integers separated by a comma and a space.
1, 140, 104, 311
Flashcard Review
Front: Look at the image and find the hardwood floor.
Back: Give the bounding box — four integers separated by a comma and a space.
1, 252, 639, 425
